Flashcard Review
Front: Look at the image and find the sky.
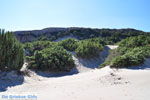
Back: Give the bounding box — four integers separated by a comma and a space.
0, 0, 150, 32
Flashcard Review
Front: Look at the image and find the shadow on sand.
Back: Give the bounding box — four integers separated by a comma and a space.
127, 58, 150, 70
112, 58, 150, 70
75, 46, 111, 69
35, 67, 79, 78
0, 71, 24, 92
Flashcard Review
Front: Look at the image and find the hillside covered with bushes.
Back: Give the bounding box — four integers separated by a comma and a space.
0, 28, 150, 72
14, 27, 148, 44
24, 37, 105, 71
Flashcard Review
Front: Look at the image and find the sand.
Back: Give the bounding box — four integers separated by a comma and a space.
1, 66, 150, 100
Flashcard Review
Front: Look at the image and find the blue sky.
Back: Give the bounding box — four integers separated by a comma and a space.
0, 0, 150, 31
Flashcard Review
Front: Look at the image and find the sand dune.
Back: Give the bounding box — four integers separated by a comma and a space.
0, 45, 150, 100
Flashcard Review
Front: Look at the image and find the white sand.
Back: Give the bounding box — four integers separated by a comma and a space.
1, 65, 150, 100
53, 35, 77, 42
107, 45, 118, 49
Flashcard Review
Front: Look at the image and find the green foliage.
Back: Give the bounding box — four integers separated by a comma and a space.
23, 34, 150, 70
29, 46, 75, 72
24, 37, 105, 72
23, 41, 56, 56
16, 28, 147, 44
101, 35, 150, 68
110, 46, 150, 68
83, 37, 106, 46
75, 40, 103, 58
0, 30, 24, 71
58, 38, 78, 51
24, 41, 76, 72
118, 35, 150, 54
119, 35, 150, 48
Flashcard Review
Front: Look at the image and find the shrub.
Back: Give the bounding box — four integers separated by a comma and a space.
23, 41, 56, 56
0, 31, 24, 71
84, 38, 106, 46
29, 46, 75, 72
101, 35, 150, 68
110, 46, 150, 68
58, 38, 78, 51
118, 35, 150, 54
75, 40, 103, 58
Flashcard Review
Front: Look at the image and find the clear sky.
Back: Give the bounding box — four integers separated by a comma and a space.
0, 0, 150, 32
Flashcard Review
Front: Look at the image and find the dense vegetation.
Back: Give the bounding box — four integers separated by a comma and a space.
24, 38, 104, 59
0, 30, 24, 71
118, 35, 150, 54
75, 40, 103, 58
15, 28, 147, 44
23, 36, 106, 72
24, 41, 56, 56
58, 38, 78, 51
29, 46, 75, 72
24, 41, 75, 72
111, 46, 150, 68
101, 35, 150, 68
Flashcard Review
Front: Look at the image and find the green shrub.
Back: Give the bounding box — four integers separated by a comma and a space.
84, 38, 106, 46
101, 35, 150, 68
29, 46, 75, 72
24, 41, 56, 56
0, 31, 24, 71
75, 40, 103, 58
58, 38, 78, 51
118, 35, 150, 54
110, 46, 150, 68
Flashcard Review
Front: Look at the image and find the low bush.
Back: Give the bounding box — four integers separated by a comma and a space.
23, 41, 56, 56
101, 35, 150, 68
29, 46, 75, 72
110, 46, 150, 68
84, 38, 106, 46
58, 38, 78, 51
118, 35, 150, 54
75, 40, 103, 58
